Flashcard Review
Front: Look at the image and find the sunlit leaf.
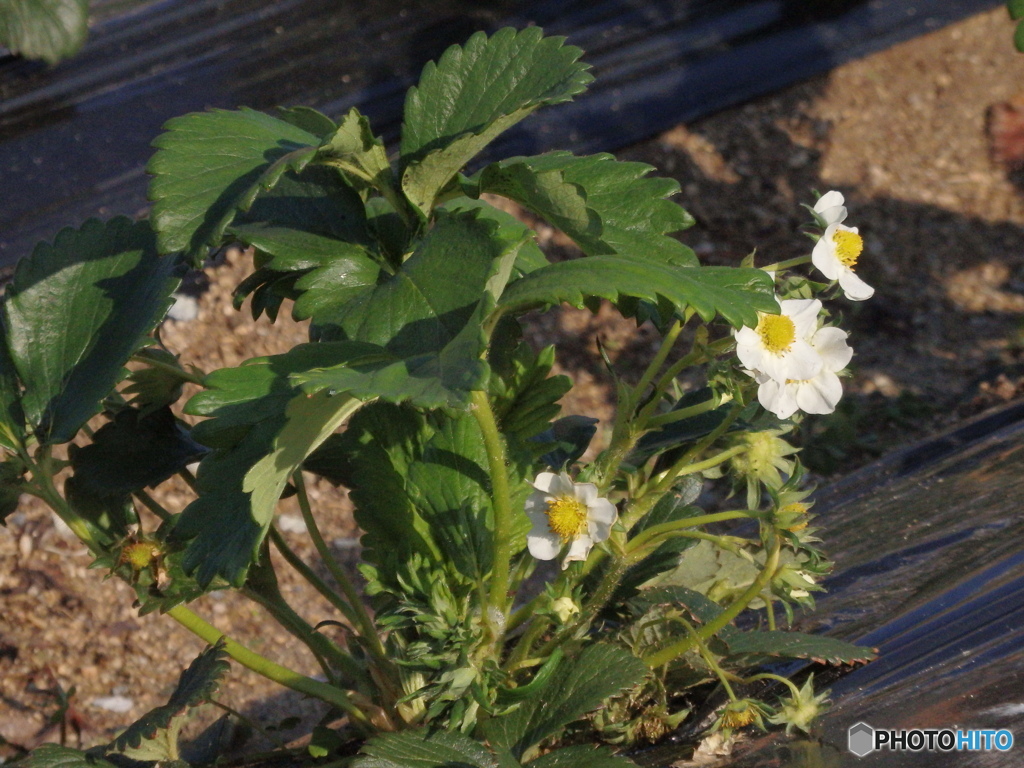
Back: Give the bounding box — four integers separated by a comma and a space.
0, 0, 88, 65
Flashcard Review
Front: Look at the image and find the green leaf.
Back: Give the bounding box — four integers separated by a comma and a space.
70, 407, 208, 496
18, 745, 118, 768
440, 197, 548, 278
276, 105, 337, 136
354, 729, 511, 768
400, 27, 592, 215
327, 403, 498, 586
318, 107, 393, 192
1016, 18, 1024, 52
0, 316, 25, 451
528, 746, 637, 768
1010, 0, 1024, 20
294, 210, 527, 409
109, 640, 230, 757
497, 258, 777, 329
147, 108, 324, 260
3, 218, 180, 444
483, 644, 648, 759
720, 630, 876, 665
174, 361, 363, 586
0, 0, 88, 65
63, 476, 135, 544
475, 152, 696, 266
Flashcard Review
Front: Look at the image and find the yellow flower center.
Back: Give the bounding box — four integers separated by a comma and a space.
832, 230, 863, 268
546, 495, 588, 542
756, 314, 796, 355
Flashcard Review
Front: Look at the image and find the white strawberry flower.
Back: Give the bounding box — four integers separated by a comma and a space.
811, 191, 874, 301
525, 472, 617, 569
735, 298, 823, 385
755, 326, 853, 419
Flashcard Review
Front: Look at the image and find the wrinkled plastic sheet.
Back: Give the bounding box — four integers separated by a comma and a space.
0, 0, 1001, 269
636, 402, 1024, 767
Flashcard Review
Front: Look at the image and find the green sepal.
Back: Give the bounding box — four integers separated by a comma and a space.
0, 459, 28, 525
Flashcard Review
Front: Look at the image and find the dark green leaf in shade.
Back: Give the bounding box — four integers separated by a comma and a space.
0, 0, 88, 65
0, 459, 27, 525
3, 218, 180, 445
628, 389, 731, 467
1010, 0, 1024, 20
400, 27, 593, 215
147, 108, 324, 261
63, 475, 136, 544
536, 415, 599, 470
18, 745, 119, 768
497, 257, 777, 330
354, 729, 513, 768
474, 152, 696, 266
483, 644, 648, 759
70, 407, 208, 496
528, 746, 638, 768
1016, 19, 1024, 51
441, 196, 549, 278
0, 316, 25, 451
108, 640, 230, 757
121, 348, 191, 417
323, 403, 499, 586
275, 105, 337, 136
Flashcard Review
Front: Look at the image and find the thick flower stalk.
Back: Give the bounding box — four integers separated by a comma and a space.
525, 472, 617, 569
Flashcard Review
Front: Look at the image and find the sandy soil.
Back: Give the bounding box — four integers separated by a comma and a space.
4, 6, 1024, 754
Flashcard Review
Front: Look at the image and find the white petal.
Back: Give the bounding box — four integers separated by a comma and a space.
810, 326, 852, 371
838, 268, 875, 301
813, 190, 846, 216
795, 372, 843, 414
533, 471, 574, 496
761, 339, 821, 383
524, 489, 552, 520
758, 378, 798, 419
586, 497, 617, 527
783, 298, 822, 339
562, 534, 594, 569
527, 527, 562, 561
811, 230, 842, 280
574, 482, 599, 505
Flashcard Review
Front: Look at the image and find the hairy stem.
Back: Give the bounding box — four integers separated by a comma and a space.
166, 604, 372, 728
625, 509, 759, 558
642, 534, 781, 668
268, 526, 359, 629
471, 390, 514, 621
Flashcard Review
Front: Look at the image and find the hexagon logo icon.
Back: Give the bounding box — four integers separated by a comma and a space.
849, 722, 875, 757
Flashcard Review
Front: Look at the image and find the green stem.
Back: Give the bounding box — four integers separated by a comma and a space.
292, 471, 386, 663
178, 467, 199, 494
642, 534, 781, 668
675, 616, 738, 701
633, 319, 685, 406
166, 604, 372, 728
130, 354, 206, 386
268, 526, 360, 629
645, 395, 725, 429
760, 255, 811, 273
744, 672, 801, 698
471, 390, 514, 620
133, 489, 173, 523
625, 510, 758, 557
504, 615, 551, 671
647, 337, 735, 408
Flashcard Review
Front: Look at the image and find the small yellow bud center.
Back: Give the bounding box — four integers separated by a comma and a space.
122, 541, 157, 571
545, 495, 588, 542
832, 230, 863, 268
756, 314, 796, 355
